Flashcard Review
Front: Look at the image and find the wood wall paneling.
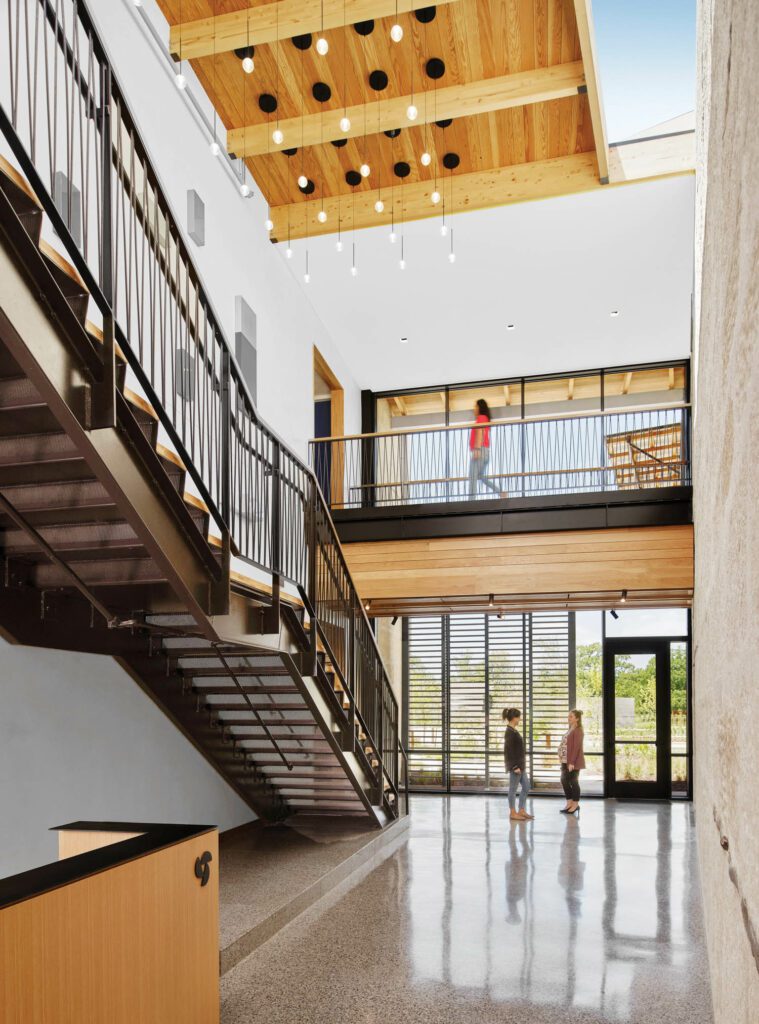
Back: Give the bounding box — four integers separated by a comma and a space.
344, 525, 694, 601
0, 832, 220, 1024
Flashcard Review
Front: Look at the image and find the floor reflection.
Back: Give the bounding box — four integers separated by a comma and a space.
408, 796, 711, 1021
222, 795, 713, 1024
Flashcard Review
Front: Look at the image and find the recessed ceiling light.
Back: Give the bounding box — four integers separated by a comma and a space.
400, 337, 408, 344
610, 309, 620, 317
506, 324, 515, 331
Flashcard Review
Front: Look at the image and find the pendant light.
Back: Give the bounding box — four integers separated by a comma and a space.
390, 0, 403, 42
175, 0, 186, 87
339, 0, 351, 132
448, 227, 455, 263
304, 250, 310, 283
272, 5, 284, 144
316, 0, 329, 54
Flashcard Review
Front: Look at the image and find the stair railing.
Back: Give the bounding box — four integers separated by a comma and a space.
0, 0, 405, 814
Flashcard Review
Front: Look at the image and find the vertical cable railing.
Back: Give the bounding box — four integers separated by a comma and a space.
310, 404, 692, 509
0, 0, 404, 813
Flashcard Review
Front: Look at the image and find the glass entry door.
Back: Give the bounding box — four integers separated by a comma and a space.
603, 639, 671, 799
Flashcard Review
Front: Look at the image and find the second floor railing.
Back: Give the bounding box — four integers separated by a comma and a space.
0, 0, 405, 811
310, 403, 691, 510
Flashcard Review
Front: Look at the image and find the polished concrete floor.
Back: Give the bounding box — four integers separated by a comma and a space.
221, 796, 713, 1023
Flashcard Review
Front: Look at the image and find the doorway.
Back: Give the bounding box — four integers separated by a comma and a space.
313, 346, 344, 506
603, 639, 671, 799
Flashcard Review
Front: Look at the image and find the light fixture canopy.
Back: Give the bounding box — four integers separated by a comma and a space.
272, 128, 284, 144
406, 103, 418, 121
390, 23, 404, 42
340, 115, 351, 132
316, 36, 329, 55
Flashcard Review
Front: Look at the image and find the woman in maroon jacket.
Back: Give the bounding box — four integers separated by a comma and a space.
558, 710, 586, 814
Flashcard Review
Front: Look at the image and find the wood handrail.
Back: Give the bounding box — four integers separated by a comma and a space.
348, 460, 687, 492
309, 401, 691, 444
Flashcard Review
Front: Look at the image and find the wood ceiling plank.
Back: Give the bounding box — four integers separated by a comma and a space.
169, 0, 466, 59
270, 150, 593, 238
227, 62, 584, 156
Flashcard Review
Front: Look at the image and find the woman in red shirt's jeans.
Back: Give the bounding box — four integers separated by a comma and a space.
468, 399, 504, 498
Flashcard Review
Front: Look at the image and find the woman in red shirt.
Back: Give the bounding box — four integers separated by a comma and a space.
468, 399, 504, 498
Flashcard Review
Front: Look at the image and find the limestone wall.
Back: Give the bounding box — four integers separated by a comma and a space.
694, 1, 759, 1020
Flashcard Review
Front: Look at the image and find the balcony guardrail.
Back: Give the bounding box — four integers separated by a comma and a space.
0, 0, 405, 813
310, 402, 691, 509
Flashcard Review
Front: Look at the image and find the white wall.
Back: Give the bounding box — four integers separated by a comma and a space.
89, 0, 361, 459
0, 637, 254, 878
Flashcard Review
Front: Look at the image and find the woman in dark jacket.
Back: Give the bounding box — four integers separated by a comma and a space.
558, 709, 586, 814
504, 708, 533, 820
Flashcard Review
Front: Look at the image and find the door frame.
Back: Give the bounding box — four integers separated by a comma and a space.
313, 346, 344, 506
602, 637, 671, 799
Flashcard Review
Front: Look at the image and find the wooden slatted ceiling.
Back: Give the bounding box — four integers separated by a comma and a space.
157, 0, 592, 207
343, 525, 695, 601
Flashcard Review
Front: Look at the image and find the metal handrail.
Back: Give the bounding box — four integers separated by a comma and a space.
0, 0, 400, 810
310, 403, 691, 510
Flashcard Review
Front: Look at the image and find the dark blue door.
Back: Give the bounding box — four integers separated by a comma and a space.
314, 399, 332, 500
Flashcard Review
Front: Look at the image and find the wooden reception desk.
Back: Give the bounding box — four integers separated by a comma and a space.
0, 821, 220, 1023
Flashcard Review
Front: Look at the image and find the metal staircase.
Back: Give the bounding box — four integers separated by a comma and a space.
0, 0, 406, 827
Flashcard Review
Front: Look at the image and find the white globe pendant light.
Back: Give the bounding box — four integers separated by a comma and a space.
272, 128, 284, 145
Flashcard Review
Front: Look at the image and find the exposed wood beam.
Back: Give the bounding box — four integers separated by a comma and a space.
567, 378, 575, 400
271, 152, 600, 240
169, 0, 463, 60
503, 385, 511, 406
668, 367, 675, 390
227, 62, 585, 158
572, 0, 610, 182
270, 133, 695, 240
439, 392, 446, 410
622, 371, 633, 395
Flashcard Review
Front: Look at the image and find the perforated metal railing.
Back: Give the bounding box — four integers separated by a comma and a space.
0, 0, 406, 813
